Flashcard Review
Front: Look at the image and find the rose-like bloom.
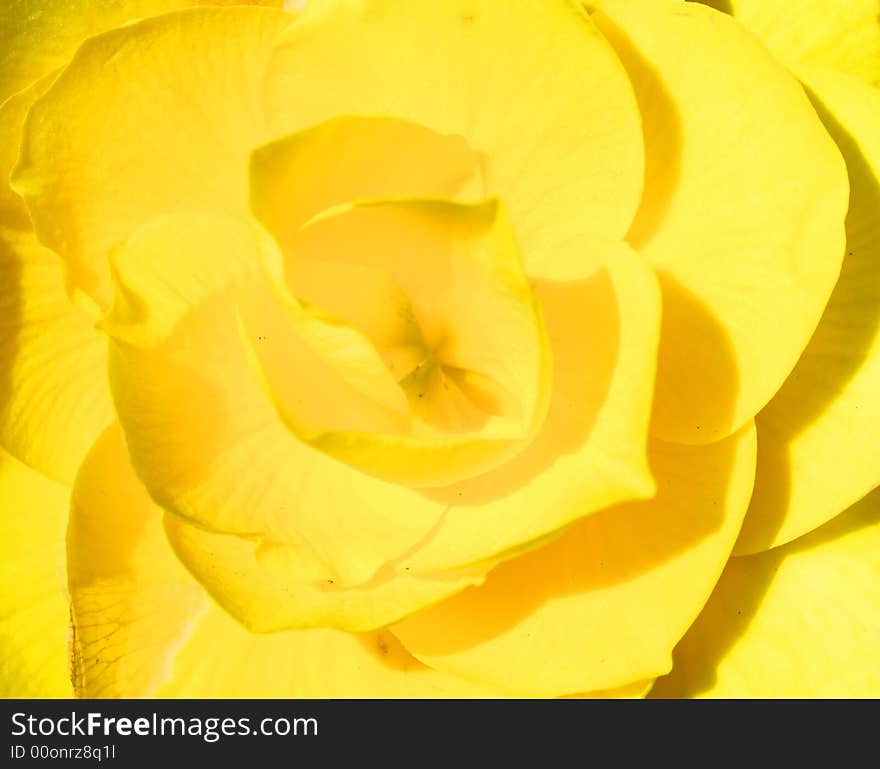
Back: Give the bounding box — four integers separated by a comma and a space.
0, 0, 877, 698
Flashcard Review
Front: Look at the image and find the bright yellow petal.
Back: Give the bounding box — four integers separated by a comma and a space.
399, 241, 660, 574
240, 198, 550, 488
0, 73, 54, 230
0, 64, 112, 483
565, 680, 654, 699
393, 424, 757, 697
264, 0, 645, 280
68, 424, 208, 697
1, 1, 195, 103
165, 514, 487, 633
67, 426, 502, 697
594, 0, 849, 444
0, 448, 71, 697
699, 0, 880, 86
104, 213, 446, 589
156, 613, 505, 698
0, 230, 113, 483
250, 114, 483, 250
10, 6, 296, 308
0, 1, 290, 102
651, 487, 880, 698
739, 68, 880, 553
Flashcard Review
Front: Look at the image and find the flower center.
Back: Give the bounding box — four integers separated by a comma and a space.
240, 115, 551, 486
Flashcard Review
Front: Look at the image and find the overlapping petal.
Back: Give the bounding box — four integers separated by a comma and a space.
0, 448, 71, 697
0, 76, 114, 482
393, 424, 757, 696
1, 0, 204, 104
103, 212, 447, 589
0, 232, 114, 483
241, 198, 550, 488
652, 488, 880, 698
594, 0, 849, 444
739, 68, 880, 553
66, 424, 501, 697
699, 0, 880, 86
398, 242, 660, 574
263, 0, 646, 280
11, 6, 296, 308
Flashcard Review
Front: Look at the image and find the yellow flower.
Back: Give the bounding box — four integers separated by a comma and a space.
0, 0, 877, 698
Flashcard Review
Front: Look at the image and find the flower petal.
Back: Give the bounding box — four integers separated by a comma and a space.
250, 114, 483, 248
594, 0, 849, 444
0, 448, 71, 697
393, 424, 757, 696
67, 427, 502, 697
104, 212, 447, 588
0, 231, 113, 483
399, 241, 660, 574
240, 198, 550, 488
11, 6, 296, 308
264, 0, 645, 280
155, 615, 505, 698
739, 68, 880, 553
165, 514, 487, 633
651, 488, 880, 698
0, 0, 219, 104
0, 73, 54, 230
68, 424, 208, 697
0, 70, 113, 482
699, 0, 880, 86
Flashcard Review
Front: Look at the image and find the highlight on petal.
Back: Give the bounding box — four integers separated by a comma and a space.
0, 230, 114, 483
392, 424, 757, 697
738, 68, 880, 553
104, 212, 448, 589
0, 448, 71, 697
240, 197, 551, 488
398, 242, 661, 574
593, 0, 849, 444
10, 6, 296, 308
651, 488, 880, 698
264, 0, 645, 280
67, 426, 502, 697
699, 0, 880, 86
